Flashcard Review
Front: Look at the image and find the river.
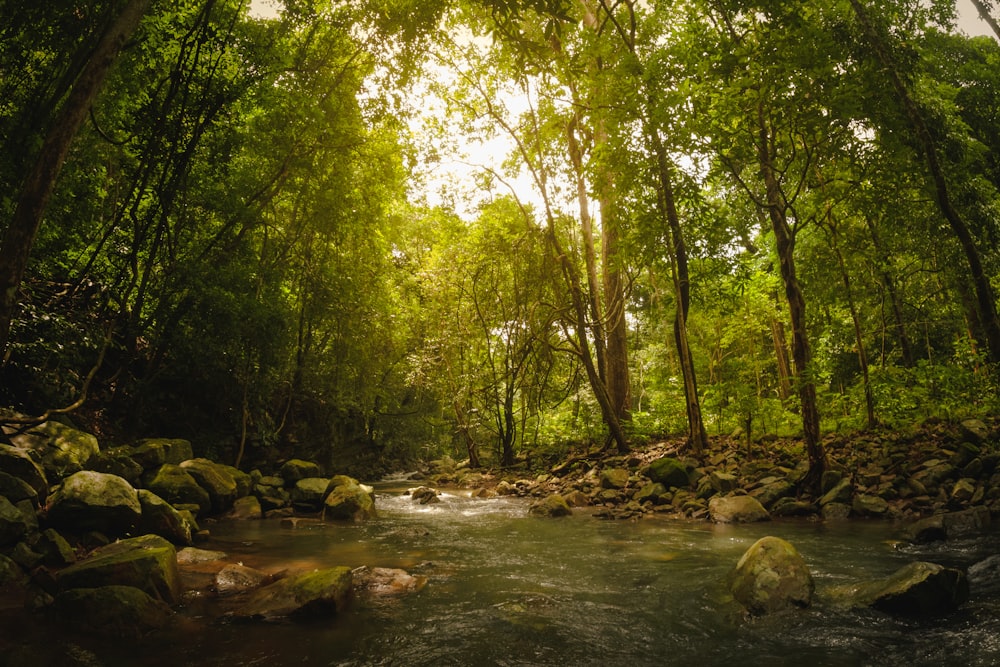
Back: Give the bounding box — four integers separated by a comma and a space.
23, 486, 1000, 666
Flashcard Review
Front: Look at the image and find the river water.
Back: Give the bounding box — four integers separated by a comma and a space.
27, 486, 1000, 666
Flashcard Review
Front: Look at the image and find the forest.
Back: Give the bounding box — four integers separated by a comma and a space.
2, 0, 1000, 484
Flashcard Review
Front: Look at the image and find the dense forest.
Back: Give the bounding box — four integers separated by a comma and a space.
2, 0, 999, 484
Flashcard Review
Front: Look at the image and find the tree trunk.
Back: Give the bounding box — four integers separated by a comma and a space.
850, 0, 1000, 364
969, 0, 1000, 41
770, 317, 794, 400
0, 0, 152, 358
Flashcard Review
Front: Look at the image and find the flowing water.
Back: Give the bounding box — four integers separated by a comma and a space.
12, 485, 1000, 666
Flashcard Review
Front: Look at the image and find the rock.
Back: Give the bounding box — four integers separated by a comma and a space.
87, 449, 144, 487
56, 534, 181, 603
279, 459, 322, 485
949, 478, 977, 505
45, 470, 141, 538
220, 465, 252, 498
34, 528, 77, 567
528, 494, 572, 517
0, 552, 27, 590
180, 458, 238, 514
0, 495, 29, 546
226, 495, 262, 520
822, 502, 852, 521
728, 536, 814, 615
288, 476, 329, 510
820, 469, 844, 494
819, 478, 853, 506
634, 482, 668, 504
137, 489, 193, 545
229, 566, 352, 621
709, 470, 739, 494
563, 489, 591, 507
0, 443, 48, 498
951, 442, 981, 468
323, 476, 376, 521
176, 547, 227, 564
132, 438, 194, 469
967, 555, 1000, 595
352, 566, 427, 597
214, 563, 274, 596
409, 486, 440, 504
7, 421, 99, 481
709, 495, 769, 523
143, 464, 211, 515
852, 494, 889, 517
852, 562, 969, 615
601, 468, 630, 490
0, 470, 39, 507
771, 498, 818, 517
51, 585, 172, 639
750, 480, 794, 509
959, 418, 990, 445
905, 506, 991, 543
645, 457, 690, 489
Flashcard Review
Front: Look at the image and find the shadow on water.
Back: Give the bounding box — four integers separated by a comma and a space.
9, 488, 1000, 667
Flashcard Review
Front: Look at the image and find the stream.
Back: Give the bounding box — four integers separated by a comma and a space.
24, 485, 1000, 666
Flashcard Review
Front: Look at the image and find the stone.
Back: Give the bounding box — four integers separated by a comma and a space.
87, 449, 144, 487
601, 468, 630, 490
709, 470, 739, 494
214, 563, 273, 596
290, 477, 331, 510
35, 528, 77, 567
132, 438, 194, 469
819, 478, 853, 506
905, 506, 991, 543
323, 476, 376, 521
45, 470, 141, 538
852, 494, 889, 517
56, 534, 181, 603
0, 495, 29, 546
728, 536, 814, 615
226, 495, 262, 520
852, 561, 969, 615
352, 566, 427, 597
967, 555, 1000, 595
822, 502, 852, 521
528, 494, 573, 517
634, 482, 668, 504
180, 458, 238, 514
52, 585, 172, 639
409, 486, 440, 504
709, 495, 769, 523
563, 489, 591, 507
137, 489, 193, 545
770, 498, 818, 517
959, 418, 990, 445
143, 464, 211, 515
0, 552, 27, 590
646, 457, 690, 489
176, 546, 228, 564
220, 465, 252, 498
950, 478, 977, 505
7, 421, 99, 481
228, 566, 353, 621
0, 443, 48, 498
820, 469, 844, 494
279, 459, 322, 485
0, 470, 39, 506
750, 480, 795, 509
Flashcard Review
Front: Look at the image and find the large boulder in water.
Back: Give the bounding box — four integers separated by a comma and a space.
180, 458, 237, 514
45, 470, 141, 538
228, 566, 353, 621
645, 457, 690, 489
849, 561, 969, 615
143, 464, 211, 515
729, 536, 814, 615
905, 506, 991, 543
7, 421, 98, 481
56, 534, 181, 603
51, 585, 173, 639
323, 476, 376, 521
709, 495, 770, 523
290, 477, 330, 510
528, 494, 573, 517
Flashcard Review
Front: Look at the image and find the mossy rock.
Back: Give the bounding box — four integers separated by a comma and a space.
600, 468, 630, 490
729, 536, 814, 615
323, 477, 376, 521
56, 534, 181, 603
180, 458, 237, 514
52, 585, 173, 639
132, 439, 194, 469
528, 494, 572, 517
279, 459, 322, 485
137, 489, 193, 546
0, 443, 48, 498
848, 561, 969, 615
646, 457, 690, 489
0, 495, 29, 546
709, 495, 770, 523
45, 470, 141, 538
229, 566, 353, 621
8, 421, 99, 482
143, 464, 211, 515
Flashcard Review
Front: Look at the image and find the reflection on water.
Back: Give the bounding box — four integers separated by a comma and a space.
18, 488, 1000, 666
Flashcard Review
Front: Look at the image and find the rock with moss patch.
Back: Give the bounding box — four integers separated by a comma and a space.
0, 443, 48, 498
849, 561, 968, 615
852, 494, 889, 517
729, 536, 814, 615
52, 585, 172, 639
0, 495, 29, 546
229, 566, 353, 621
132, 439, 194, 470
179, 458, 237, 514
601, 468, 630, 490
905, 506, 991, 543
323, 476, 376, 521
215, 563, 274, 596
528, 494, 572, 517
137, 489, 193, 545
35, 528, 77, 567
143, 464, 211, 516
709, 495, 769, 523
8, 421, 98, 481
279, 459, 322, 486
45, 470, 141, 538
56, 534, 181, 603
819, 478, 853, 506
645, 457, 690, 489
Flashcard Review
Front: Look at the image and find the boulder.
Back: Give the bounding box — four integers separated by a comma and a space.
143, 464, 211, 515
180, 458, 238, 514
137, 489, 193, 545
0, 552, 27, 591
0, 495, 29, 546
0, 443, 48, 498
56, 534, 181, 603
0, 470, 39, 507
220, 465, 252, 498
819, 478, 853, 506
176, 546, 228, 564
729, 536, 814, 615
7, 421, 99, 481
45, 470, 141, 538
132, 438, 194, 469
290, 477, 330, 510
226, 495, 262, 520
600, 468, 630, 490
528, 494, 572, 517
323, 477, 376, 521
409, 486, 440, 504
87, 449, 144, 487
34, 528, 77, 567
228, 566, 352, 621
709, 495, 770, 523
905, 506, 991, 543
279, 459, 322, 486
214, 563, 274, 596
352, 566, 427, 597
751, 479, 795, 509
634, 482, 668, 504
852, 494, 889, 517
822, 502, 853, 521
709, 470, 739, 494
851, 561, 969, 615
967, 555, 1000, 595
959, 418, 990, 445
646, 457, 690, 489
51, 585, 173, 639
